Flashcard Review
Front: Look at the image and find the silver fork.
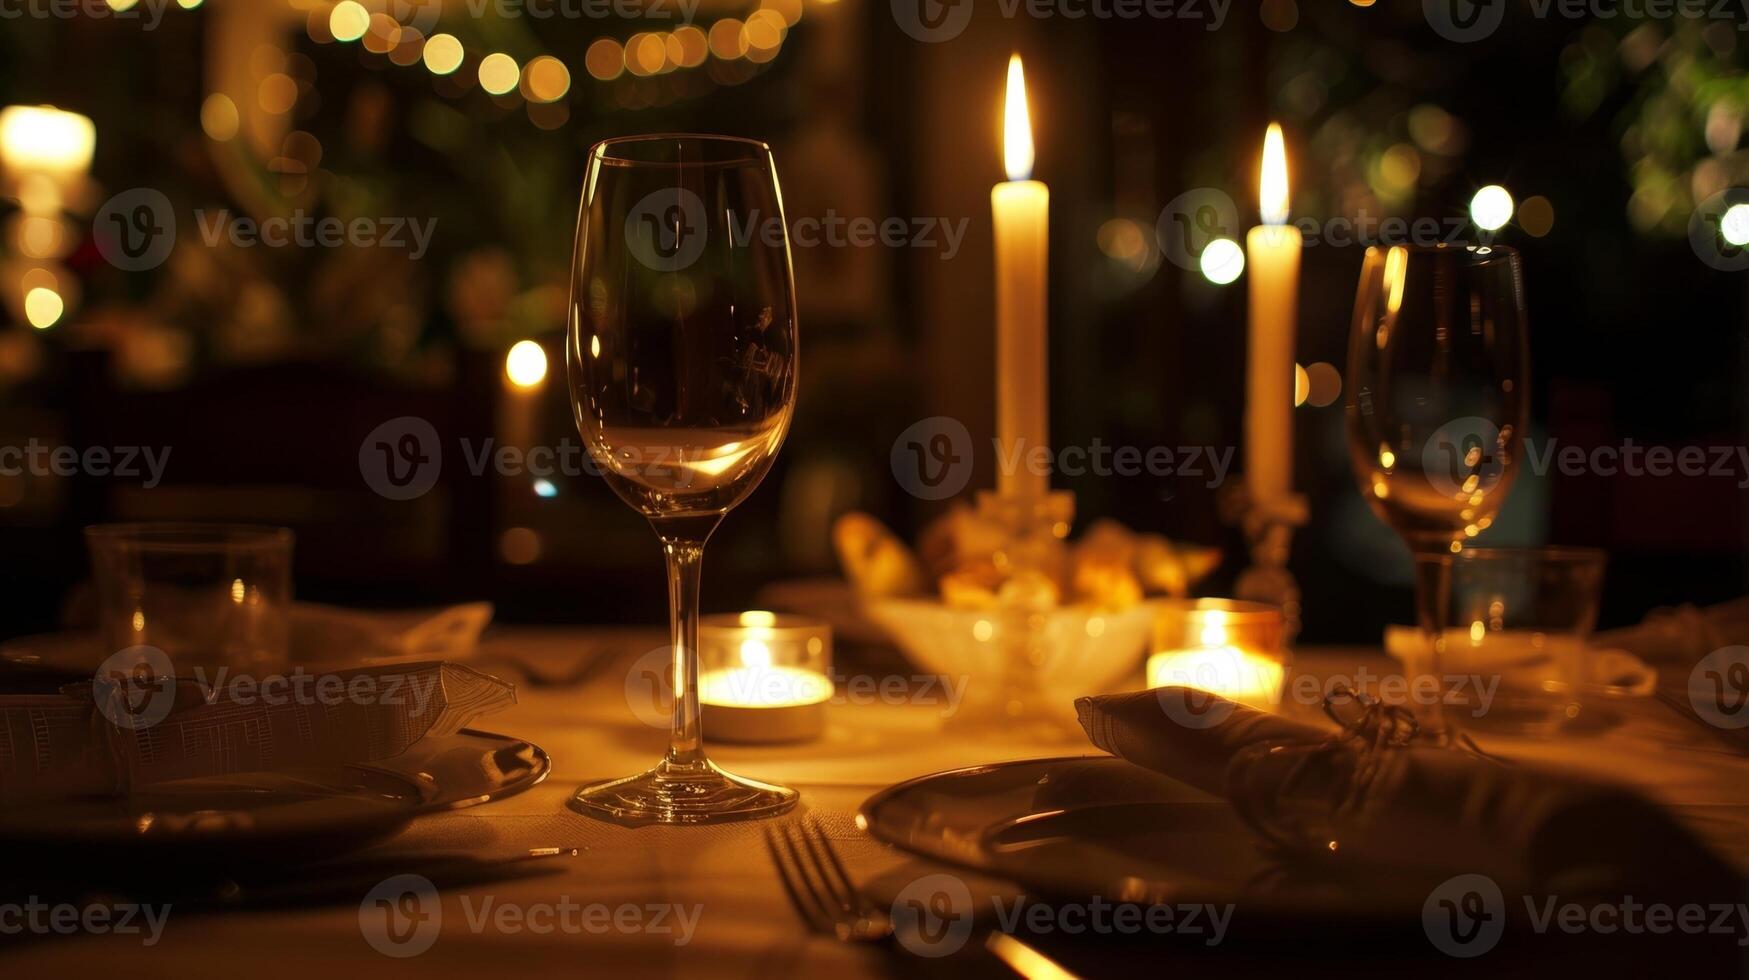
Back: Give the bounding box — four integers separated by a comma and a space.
765, 816, 893, 942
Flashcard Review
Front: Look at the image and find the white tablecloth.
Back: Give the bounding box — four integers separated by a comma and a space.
8, 630, 1748, 976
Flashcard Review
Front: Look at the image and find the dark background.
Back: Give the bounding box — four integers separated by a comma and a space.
0, 0, 1743, 642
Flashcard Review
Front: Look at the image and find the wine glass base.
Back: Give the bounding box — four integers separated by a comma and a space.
568, 760, 798, 826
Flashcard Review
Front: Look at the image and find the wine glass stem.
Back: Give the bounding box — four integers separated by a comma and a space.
662, 535, 707, 770
1412, 548, 1452, 740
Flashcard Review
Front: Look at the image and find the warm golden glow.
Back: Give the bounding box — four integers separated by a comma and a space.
23, 286, 63, 329
1148, 647, 1284, 706
423, 34, 464, 76
524, 56, 572, 103
1259, 122, 1289, 226
1003, 54, 1034, 183
505, 340, 547, 388
738, 610, 778, 628
479, 53, 521, 96
329, 1, 369, 43
0, 106, 95, 181
200, 94, 239, 142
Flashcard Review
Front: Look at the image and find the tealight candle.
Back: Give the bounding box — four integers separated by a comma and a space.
1147, 599, 1288, 710
698, 612, 832, 744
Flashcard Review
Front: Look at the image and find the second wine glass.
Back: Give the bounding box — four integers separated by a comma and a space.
566, 134, 799, 825
1345, 243, 1530, 733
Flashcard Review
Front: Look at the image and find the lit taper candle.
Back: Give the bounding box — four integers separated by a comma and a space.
1244, 123, 1300, 507
992, 54, 1050, 500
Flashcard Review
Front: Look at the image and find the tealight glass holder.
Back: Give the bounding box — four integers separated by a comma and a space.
697, 612, 833, 744
1147, 599, 1288, 710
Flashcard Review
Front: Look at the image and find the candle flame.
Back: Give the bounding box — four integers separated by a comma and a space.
1259, 122, 1289, 226
0, 105, 95, 180
1003, 54, 1034, 182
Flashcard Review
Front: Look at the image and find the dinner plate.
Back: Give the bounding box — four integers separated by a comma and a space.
0, 730, 548, 872
858, 756, 1409, 921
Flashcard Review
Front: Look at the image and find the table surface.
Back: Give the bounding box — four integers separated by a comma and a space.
9, 627, 1749, 977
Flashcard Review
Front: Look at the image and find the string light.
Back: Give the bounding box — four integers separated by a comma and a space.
307, 0, 800, 113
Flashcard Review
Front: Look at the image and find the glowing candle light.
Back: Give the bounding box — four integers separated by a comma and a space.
1244, 123, 1301, 508
1147, 600, 1288, 709
698, 613, 833, 743
992, 54, 1050, 500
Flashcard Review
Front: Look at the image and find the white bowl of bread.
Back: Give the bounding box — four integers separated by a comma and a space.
834, 509, 1221, 717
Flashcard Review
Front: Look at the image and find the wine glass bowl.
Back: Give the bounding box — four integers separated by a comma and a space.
1345, 244, 1529, 553
566, 134, 800, 825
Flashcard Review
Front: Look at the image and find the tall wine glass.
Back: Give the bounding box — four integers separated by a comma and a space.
1345, 244, 1529, 730
566, 135, 799, 824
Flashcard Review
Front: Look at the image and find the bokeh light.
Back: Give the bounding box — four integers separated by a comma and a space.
329, 1, 369, 43
523, 56, 572, 103
24, 287, 63, 329
1470, 184, 1514, 231
1199, 237, 1245, 285
585, 38, 625, 81
1722, 203, 1749, 247
479, 53, 521, 96
506, 340, 548, 388
423, 34, 464, 76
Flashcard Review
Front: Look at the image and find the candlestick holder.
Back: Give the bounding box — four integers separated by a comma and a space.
949, 490, 1077, 733
1219, 482, 1307, 644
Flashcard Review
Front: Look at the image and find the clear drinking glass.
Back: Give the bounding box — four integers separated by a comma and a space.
565, 135, 800, 824
1415, 547, 1605, 734
85, 523, 293, 675
1346, 244, 1530, 732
